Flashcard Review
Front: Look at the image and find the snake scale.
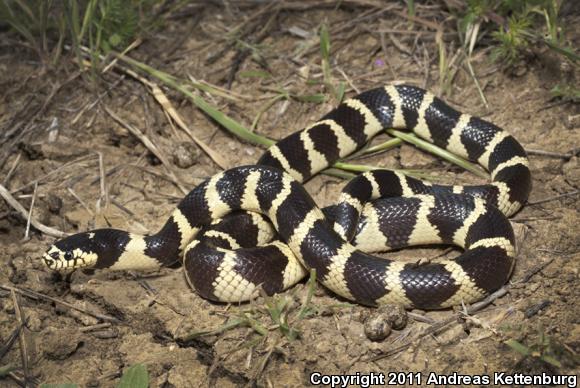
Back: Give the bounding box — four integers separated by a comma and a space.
43, 84, 531, 309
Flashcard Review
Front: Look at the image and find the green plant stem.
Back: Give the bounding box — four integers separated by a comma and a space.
386, 129, 488, 179
114, 52, 276, 147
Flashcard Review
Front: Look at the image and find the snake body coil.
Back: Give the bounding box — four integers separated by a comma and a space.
43, 85, 531, 309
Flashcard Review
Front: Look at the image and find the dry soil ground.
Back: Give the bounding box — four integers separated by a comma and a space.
0, 1, 578, 387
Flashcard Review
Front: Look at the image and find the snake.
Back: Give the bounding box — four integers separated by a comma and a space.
42, 84, 531, 309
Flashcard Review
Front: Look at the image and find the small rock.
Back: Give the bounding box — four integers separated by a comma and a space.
2, 298, 14, 314
47, 194, 63, 214
364, 314, 392, 341
363, 304, 408, 342
91, 329, 118, 339
26, 310, 43, 332
43, 328, 82, 360
173, 142, 201, 169
385, 304, 408, 330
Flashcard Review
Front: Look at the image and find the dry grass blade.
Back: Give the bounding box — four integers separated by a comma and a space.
114, 52, 275, 148
0, 284, 121, 323
10, 290, 29, 385
367, 286, 509, 362
23, 181, 38, 240
104, 106, 188, 195
75, 47, 228, 170
0, 184, 68, 238
148, 82, 229, 169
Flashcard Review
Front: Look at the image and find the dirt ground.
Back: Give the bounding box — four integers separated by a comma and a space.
0, 1, 579, 387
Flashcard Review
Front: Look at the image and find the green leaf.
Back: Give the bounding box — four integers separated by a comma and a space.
319, 24, 330, 60
540, 354, 562, 368
293, 93, 326, 103
505, 339, 531, 356
118, 364, 149, 388
0, 364, 16, 377
386, 129, 488, 179
335, 82, 346, 103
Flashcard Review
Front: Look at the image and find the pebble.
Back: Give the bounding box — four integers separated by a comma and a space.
43, 328, 82, 360
47, 194, 63, 214
173, 142, 201, 169
363, 304, 408, 341
26, 310, 43, 331
364, 314, 392, 341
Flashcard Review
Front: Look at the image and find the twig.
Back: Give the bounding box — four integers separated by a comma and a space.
2, 153, 21, 186
147, 82, 229, 169
10, 290, 29, 386
0, 323, 24, 360
104, 106, 188, 195
0, 284, 121, 324
408, 312, 435, 324
96, 152, 108, 213
526, 148, 575, 160
80, 323, 112, 333
367, 287, 509, 362
528, 190, 580, 206
67, 187, 94, 216
73, 47, 228, 170
464, 56, 489, 109
516, 257, 556, 284
23, 181, 38, 241
0, 184, 68, 238
10, 153, 97, 194
71, 75, 126, 125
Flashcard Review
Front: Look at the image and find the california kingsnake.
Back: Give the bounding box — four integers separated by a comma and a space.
43, 85, 531, 309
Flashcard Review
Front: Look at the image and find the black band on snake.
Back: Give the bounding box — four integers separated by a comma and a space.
42, 85, 531, 310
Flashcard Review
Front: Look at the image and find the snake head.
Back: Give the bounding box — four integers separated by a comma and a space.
42, 230, 119, 271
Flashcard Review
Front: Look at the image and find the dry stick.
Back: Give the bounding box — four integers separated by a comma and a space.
80, 323, 112, 333
10, 290, 29, 386
0, 71, 82, 168
73, 47, 227, 169
528, 190, 580, 206
10, 153, 97, 194
83, 52, 228, 170
23, 182, 38, 241
2, 153, 21, 186
103, 106, 189, 195
367, 287, 509, 362
368, 246, 558, 364
0, 184, 68, 238
147, 82, 229, 169
517, 257, 555, 284
526, 148, 576, 160
71, 75, 127, 125
0, 284, 120, 323
0, 323, 23, 360
67, 187, 94, 216
96, 151, 108, 214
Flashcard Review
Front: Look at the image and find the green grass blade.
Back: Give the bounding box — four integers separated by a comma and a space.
361, 138, 403, 155
293, 93, 326, 103
118, 364, 148, 388
113, 52, 275, 148
297, 269, 317, 320
386, 129, 488, 179
504, 339, 531, 356
0, 363, 16, 377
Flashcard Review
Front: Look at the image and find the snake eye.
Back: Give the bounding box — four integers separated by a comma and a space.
64, 251, 74, 261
